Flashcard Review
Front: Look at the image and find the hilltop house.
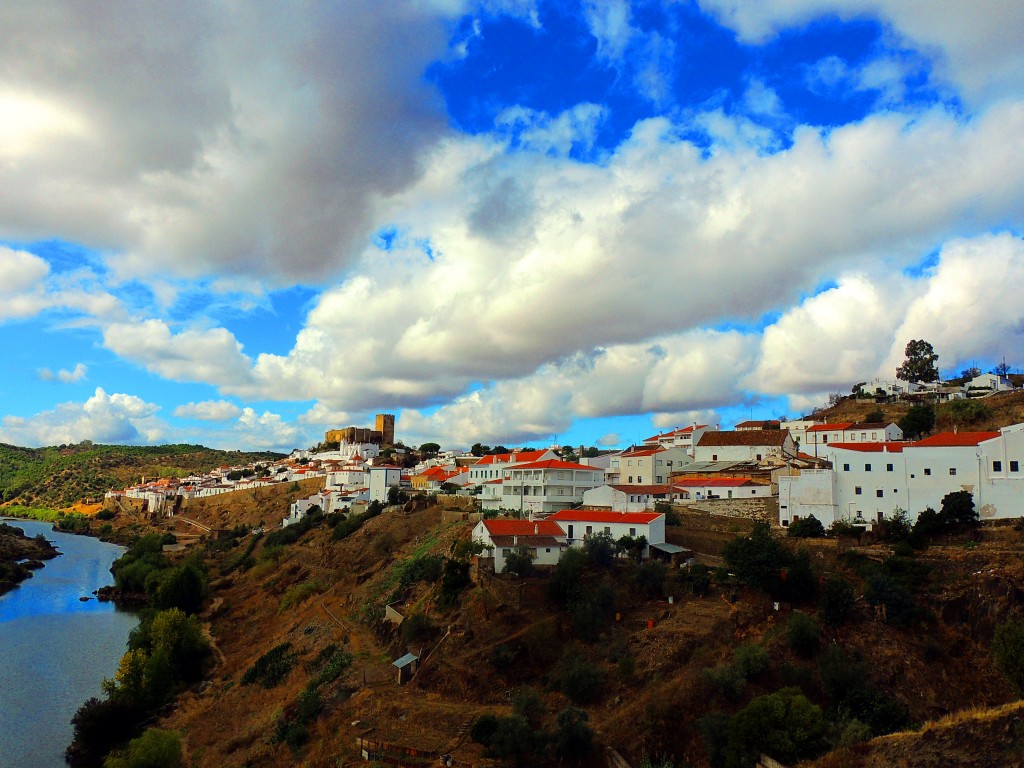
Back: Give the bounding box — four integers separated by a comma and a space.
606, 446, 692, 485
502, 459, 605, 514
547, 509, 666, 558
803, 422, 903, 454
582, 483, 673, 512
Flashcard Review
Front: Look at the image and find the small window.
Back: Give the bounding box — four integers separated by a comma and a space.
949, 468, 956, 476
865, 463, 872, 471
629, 527, 636, 537
924, 468, 932, 476
887, 463, 894, 472
1012, 461, 1020, 472
876, 489, 883, 498
712, 454, 718, 461
855, 486, 862, 495
843, 463, 850, 471
994, 461, 1003, 472
604, 526, 611, 535
586, 525, 593, 535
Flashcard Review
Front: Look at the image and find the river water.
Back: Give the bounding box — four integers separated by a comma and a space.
0, 519, 137, 768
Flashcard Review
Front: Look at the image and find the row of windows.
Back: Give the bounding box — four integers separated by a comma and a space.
842, 462, 895, 472
993, 460, 1021, 472
843, 461, 1022, 475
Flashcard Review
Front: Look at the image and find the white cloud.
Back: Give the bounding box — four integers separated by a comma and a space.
102, 319, 253, 387
0, 246, 50, 320
0, 2, 461, 283
39, 363, 88, 383
173, 400, 243, 422
0, 388, 165, 446
650, 409, 721, 431
596, 432, 620, 447
697, 0, 1024, 104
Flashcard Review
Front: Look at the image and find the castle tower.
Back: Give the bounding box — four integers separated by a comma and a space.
375, 413, 395, 447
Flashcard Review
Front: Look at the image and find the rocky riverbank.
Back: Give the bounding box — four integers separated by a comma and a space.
0, 521, 60, 595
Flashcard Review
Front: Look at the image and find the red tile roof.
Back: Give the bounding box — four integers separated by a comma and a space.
510, 459, 603, 472
807, 422, 855, 432
828, 442, 908, 453
547, 509, 662, 524
475, 449, 550, 465
483, 519, 565, 537
913, 432, 1000, 447
621, 447, 665, 457
734, 420, 781, 429
608, 484, 673, 495
696, 430, 792, 447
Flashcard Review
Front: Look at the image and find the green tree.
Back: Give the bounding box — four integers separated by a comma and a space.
470, 443, 490, 457
940, 490, 978, 528
725, 688, 828, 768
787, 515, 825, 538
785, 612, 821, 657
722, 521, 790, 595
899, 404, 935, 439
418, 442, 440, 454
992, 617, 1024, 693
552, 706, 594, 763
502, 545, 536, 578
559, 445, 579, 462
820, 576, 855, 626
896, 339, 939, 383
103, 728, 183, 768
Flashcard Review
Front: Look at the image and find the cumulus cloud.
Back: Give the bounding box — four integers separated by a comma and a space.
102, 319, 253, 387
0, 388, 164, 446
697, 0, 1024, 104
39, 363, 88, 383
173, 400, 243, 422
0, 1, 459, 282
0, 246, 50, 320
596, 432, 620, 446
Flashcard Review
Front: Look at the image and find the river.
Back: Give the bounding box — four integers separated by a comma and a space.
0, 519, 138, 768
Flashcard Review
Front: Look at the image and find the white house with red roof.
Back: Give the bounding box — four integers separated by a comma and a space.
471, 518, 567, 572
642, 425, 713, 456
671, 477, 772, 501
582, 484, 673, 512
502, 459, 606, 514
779, 424, 1024, 527
694, 430, 797, 464
467, 449, 559, 485
547, 509, 666, 556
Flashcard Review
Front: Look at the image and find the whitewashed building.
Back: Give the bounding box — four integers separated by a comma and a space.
368, 466, 403, 503
547, 509, 666, 557
779, 424, 1024, 527
502, 459, 605, 514
694, 430, 797, 463
582, 484, 673, 512
471, 518, 567, 572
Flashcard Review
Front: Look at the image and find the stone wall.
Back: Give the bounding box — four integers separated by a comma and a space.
679, 497, 778, 524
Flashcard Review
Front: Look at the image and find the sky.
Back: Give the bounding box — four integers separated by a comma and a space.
1, 0, 1024, 454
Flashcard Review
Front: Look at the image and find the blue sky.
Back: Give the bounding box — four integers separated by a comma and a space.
1, 0, 1023, 453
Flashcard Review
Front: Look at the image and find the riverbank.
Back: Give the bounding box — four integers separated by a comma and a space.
0, 521, 60, 595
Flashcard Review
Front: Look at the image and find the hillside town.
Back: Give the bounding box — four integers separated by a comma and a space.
103, 367, 1024, 572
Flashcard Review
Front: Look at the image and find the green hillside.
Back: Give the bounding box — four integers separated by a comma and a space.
0, 442, 284, 509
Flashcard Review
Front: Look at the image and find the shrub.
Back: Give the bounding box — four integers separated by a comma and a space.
512, 687, 546, 724
787, 515, 825, 538
733, 643, 770, 678
471, 714, 499, 746
549, 548, 588, 605
689, 564, 712, 596
827, 519, 865, 538
570, 581, 615, 641
777, 549, 818, 604
279, 579, 326, 611
786, 612, 821, 657
725, 687, 829, 768
103, 728, 183, 768
865, 572, 918, 626
876, 509, 912, 542
401, 612, 434, 645
503, 545, 536, 578
552, 706, 594, 762
634, 560, 667, 598
701, 663, 747, 701
820, 576, 855, 626
96, 509, 115, 521
557, 650, 606, 705
487, 715, 537, 764
241, 643, 297, 688
722, 521, 790, 596
993, 616, 1024, 693
439, 557, 471, 609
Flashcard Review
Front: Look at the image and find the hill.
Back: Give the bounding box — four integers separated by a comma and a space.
0, 442, 283, 509
805, 389, 1024, 434
86, 491, 1024, 768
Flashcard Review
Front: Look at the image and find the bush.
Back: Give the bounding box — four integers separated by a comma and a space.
103, 728, 182, 768
722, 521, 790, 596
865, 572, 918, 626
552, 706, 594, 763
993, 617, 1024, 693
503, 545, 535, 577
557, 650, 606, 705
689, 564, 712, 596
401, 612, 434, 645
471, 714, 499, 746
511, 687, 546, 724
569, 581, 615, 641
786, 612, 821, 657
787, 515, 825, 538
701, 663, 747, 701
96, 509, 115, 521
777, 549, 818, 604
725, 687, 829, 768
876, 509, 912, 542
241, 643, 297, 688
634, 560, 667, 598
66, 697, 146, 768
549, 548, 588, 605
820, 576, 855, 626
439, 557, 471, 609
733, 643, 770, 678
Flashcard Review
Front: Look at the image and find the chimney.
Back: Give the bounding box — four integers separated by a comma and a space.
534, 523, 539, 535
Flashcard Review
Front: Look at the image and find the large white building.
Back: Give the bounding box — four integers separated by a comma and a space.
779, 424, 1024, 527
694, 430, 797, 464
804, 422, 904, 455
502, 459, 605, 514
547, 509, 666, 557
606, 446, 692, 485
471, 518, 567, 572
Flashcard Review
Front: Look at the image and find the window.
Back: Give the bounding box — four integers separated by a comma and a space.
876, 489, 883, 498
994, 461, 1003, 472
865, 464, 872, 471
629, 527, 636, 537
843, 463, 850, 471
604, 526, 611, 535
628, 476, 633, 483
585, 525, 593, 535
1012, 461, 1020, 472
924, 468, 931, 476
861, 433, 867, 440
949, 468, 956, 476
887, 463, 894, 472
756, 454, 762, 461
712, 454, 718, 461
855, 486, 862, 495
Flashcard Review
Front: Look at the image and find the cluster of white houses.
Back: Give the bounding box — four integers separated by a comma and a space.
780, 423, 1024, 527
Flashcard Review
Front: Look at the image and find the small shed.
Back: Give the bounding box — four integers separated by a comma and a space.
649, 542, 693, 567
393, 652, 419, 684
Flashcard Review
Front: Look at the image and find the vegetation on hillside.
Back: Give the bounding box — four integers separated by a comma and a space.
0, 442, 282, 508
